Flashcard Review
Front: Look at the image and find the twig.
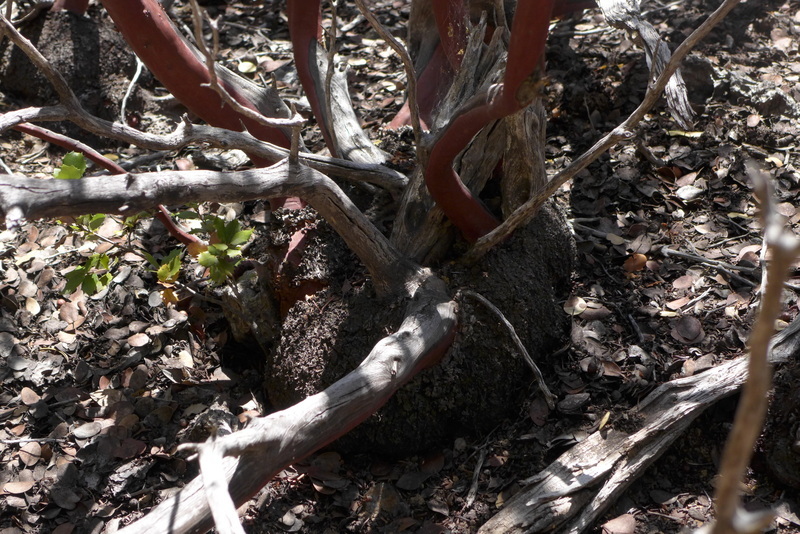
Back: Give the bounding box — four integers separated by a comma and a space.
0, 160, 421, 295
1, 105, 406, 193
0, 15, 403, 190
0, 155, 12, 174
353, 0, 423, 156
658, 246, 759, 274
196, 435, 247, 534
120, 56, 144, 125
459, 290, 556, 409
13, 122, 202, 247
708, 160, 800, 534
324, 0, 340, 158
466, 0, 743, 262
188, 0, 306, 136
464, 446, 486, 508
0, 437, 68, 444
658, 246, 757, 288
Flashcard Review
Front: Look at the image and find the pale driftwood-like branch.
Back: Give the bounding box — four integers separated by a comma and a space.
479, 327, 800, 534
0, 16, 406, 195
324, 0, 341, 158
0, 160, 418, 294
467, 0, 742, 262
709, 162, 800, 534
118, 275, 457, 534
0, 104, 407, 194
197, 436, 247, 534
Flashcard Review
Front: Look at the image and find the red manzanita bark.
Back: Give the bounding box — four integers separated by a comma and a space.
424, 0, 556, 243
286, 0, 344, 156
432, 0, 469, 71
51, 0, 89, 15
99, 0, 292, 154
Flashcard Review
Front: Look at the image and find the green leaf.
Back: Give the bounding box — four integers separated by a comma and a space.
82, 274, 99, 295
62, 152, 87, 175
54, 152, 87, 180
209, 261, 235, 284
98, 272, 113, 289
229, 229, 253, 246
64, 268, 86, 294
175, 211, 201, 220
87, 214, 106, 232
142, 252, 158, 269
198, 251, 219, 268
156, 249, 183, 282
54, 164, 84, 180
208, 243, 229, 255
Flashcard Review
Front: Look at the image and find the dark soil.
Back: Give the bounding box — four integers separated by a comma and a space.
1, 0, 800, 533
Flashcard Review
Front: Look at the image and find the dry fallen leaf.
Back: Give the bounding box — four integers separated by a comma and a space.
3, 478, 35, 494
671, 315, 705, 344
20, 386, 40, 406
564, 296, 587, 316
602, 513, 636, 534
623, 253, 647, 272
19, 441, 42, 467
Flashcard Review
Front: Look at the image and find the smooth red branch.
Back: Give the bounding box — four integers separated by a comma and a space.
99, 0, 291, 157
432, 0, 469, 70
424, 1, 555, 243
287, 0, 340, 156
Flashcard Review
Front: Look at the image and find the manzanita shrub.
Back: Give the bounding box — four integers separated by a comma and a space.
54, 0, 592, 248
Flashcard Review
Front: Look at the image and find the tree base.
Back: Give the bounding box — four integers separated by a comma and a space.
267, 201, 575, 456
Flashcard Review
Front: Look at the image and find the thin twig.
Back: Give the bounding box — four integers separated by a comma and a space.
324, 0, 340, 158
120, 56, 144, 125
467, 0, 743, 261
658, 246, 758, 274
0, 437, 68, 444
659, 246, 757, 288
464, 446, 486, 509
187, 0, 305, 134
459, 290, 557, 409
353, 0, 423, 157
709, 161, 800, 534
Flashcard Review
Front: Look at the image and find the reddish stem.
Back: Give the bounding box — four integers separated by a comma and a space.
389, 43, 454, 130
51, 0, 89, 15
432, 0, 468, 71
424, 0, 556, 243
286, 0, 340, 156
553, 0, 597, 16
99, 0, 291, 154
14, 123, 201, 247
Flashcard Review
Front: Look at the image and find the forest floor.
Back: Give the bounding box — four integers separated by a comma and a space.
1, 0, 800, 533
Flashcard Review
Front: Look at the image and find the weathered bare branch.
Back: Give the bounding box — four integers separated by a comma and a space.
0, 160, 418, 294
117, 275, 457, 534
709, 162, 800, 534
0, 14, 406, 194
467, 0, 743, 262
479, 330, 799, 534
1, 105, 407, 194
354, 0, 424, 153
